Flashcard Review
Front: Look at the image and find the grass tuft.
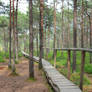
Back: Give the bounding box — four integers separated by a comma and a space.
27, 77, 36, 82
9, 72, 19, 76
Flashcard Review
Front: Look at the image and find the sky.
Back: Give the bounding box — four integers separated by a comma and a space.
1, 0, 28, 14
1, 0, 64, 14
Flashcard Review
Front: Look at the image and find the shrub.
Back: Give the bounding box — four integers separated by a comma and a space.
70, 72, 90, 85
59, 67, 68, 77
18, 52, 23, 57
0, 56, 5, 62
85, 64, 92, 74
0, 51, 5, 62
0, 51, 4, 57
15, 60, 19, 64
5, 52, 9, 58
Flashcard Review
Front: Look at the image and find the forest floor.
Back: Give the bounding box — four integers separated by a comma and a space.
84, 74, 92, 92
0, 57, 52, 92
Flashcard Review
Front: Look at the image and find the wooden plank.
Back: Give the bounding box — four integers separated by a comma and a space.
42, 59, 82, 92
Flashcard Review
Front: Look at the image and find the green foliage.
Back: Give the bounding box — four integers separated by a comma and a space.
9, 71, 19, 76
59, 67, 68, 77
27, 77, 36, 82
18, 12, 29, 33
0, 16, 9, 27
15, 60, 19, 64
5, 52, 10, 59
70, 72, 90, 85
18, 52, 23, 57
8, 65, 12, 70
0, 55, 5, 62
0, 51, 5, 62
85, 64, 92, 74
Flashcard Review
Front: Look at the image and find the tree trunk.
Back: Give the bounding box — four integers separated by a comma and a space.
89, 13, 92, 63
24, 35, 26, 52
86, 18, 89, 48
48, 25, 50, 53
60, 0, 64, 56
12, 0, 16, 73
16, 0, 19, 61
72, 0, 77, 72
61, 0, 64, 48
67, 0, 70, 48
53, 0, 57, 67
45, 26, 47, 57
3, 28, 6, 52
39, 0, 44, 69
29, 0, 34, 78
81, 0, 84, 48
36, 33, 39, 56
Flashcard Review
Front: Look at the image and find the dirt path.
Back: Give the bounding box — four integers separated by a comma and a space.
0, 58, 51, 92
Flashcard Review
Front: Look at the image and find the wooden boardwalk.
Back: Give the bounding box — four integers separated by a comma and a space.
22, 51, 82, 92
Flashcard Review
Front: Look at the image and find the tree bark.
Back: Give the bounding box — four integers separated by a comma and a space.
12, 0, 16, 73
36, 33, 39, 56
3, 28, 6, 52
67, 0, 70, 48
53, 0, 57, 67
29, 0, 34, 78
81, 0, 84, 48
89, 13, 92, 63
39, 0, 44, 69
24, 35, 26, 52
72, 0, 77, 72
16, 0, 19, 61
48, 25, 50, 52
61, 0, 64, 48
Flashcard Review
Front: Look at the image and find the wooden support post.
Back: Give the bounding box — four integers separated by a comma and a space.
54, 49, 57, 68
67, 50, 71, 79
80, 51, 85, 90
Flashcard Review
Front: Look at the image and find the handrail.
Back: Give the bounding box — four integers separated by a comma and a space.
43, 47, 92, 52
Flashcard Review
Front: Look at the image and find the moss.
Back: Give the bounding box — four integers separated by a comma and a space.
15, 60, 19, 64
9, 72, 19, 76
8, 65, 12, 70
27, 77, 36, 82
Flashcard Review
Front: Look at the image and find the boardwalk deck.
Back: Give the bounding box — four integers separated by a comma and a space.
22, 51, 82, 92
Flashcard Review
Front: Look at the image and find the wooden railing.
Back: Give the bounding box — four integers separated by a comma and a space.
22, 51, 82, 92
43, 47, 92, 90
24, 47, 92, 90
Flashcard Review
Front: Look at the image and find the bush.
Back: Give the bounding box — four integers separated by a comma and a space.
18, 52, 23, 57
70, 72, 90, 85
0, 51, 4, 57
0, 56, 5, 62
59, 67, 68, 77
5, 52, 9, 58
0, 51, 5, 62
85, 64, 92, 74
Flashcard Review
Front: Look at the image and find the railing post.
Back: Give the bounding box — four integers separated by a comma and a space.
54, 49, 57, 68
67, 50, 71, 79
80, 51, 85, 90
